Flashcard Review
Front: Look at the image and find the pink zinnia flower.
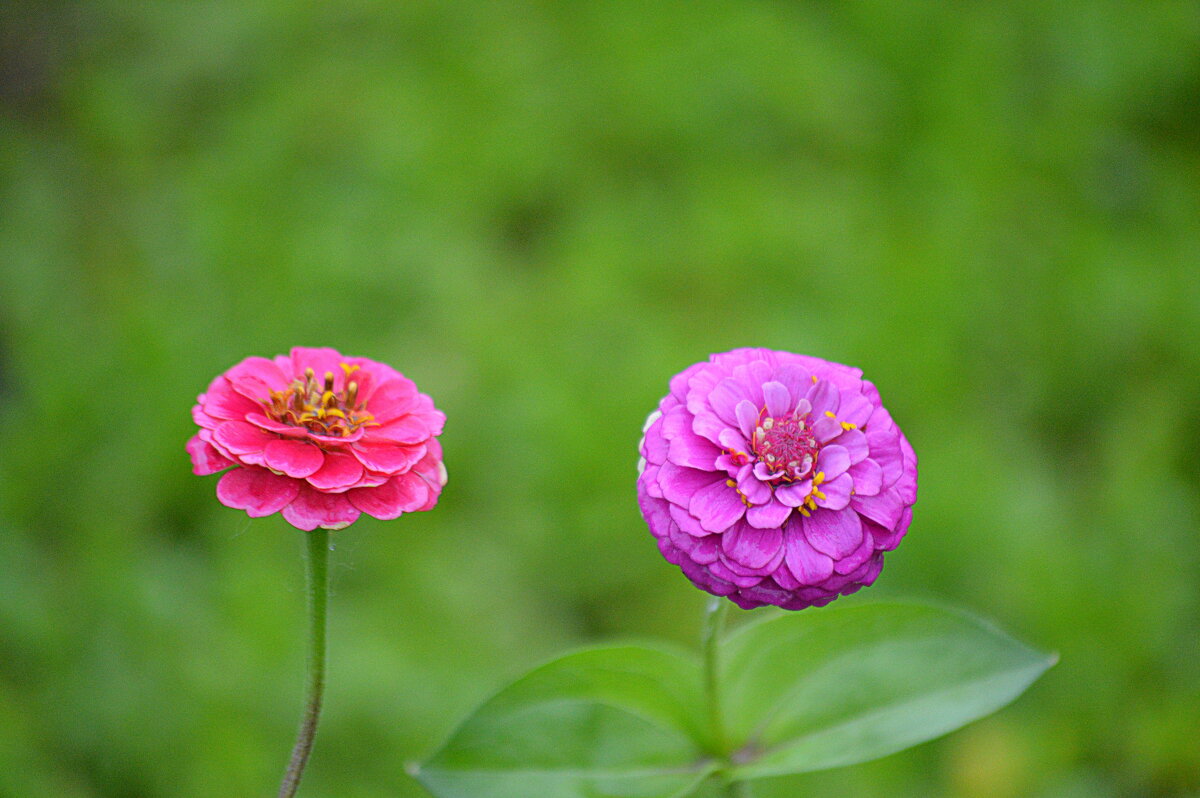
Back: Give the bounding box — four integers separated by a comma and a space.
637, 349, 917, 610
188, 347, 447, 531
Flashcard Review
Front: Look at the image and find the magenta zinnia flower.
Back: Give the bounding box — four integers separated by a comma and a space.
188, 347, 447, 531
637, 349, 917, 610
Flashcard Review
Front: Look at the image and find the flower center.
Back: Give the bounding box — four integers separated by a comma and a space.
264, 364, 375, 437
752, 412, 818, 482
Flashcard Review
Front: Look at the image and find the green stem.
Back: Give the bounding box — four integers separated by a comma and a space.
701, 597, 754, 798
277, 529, 330, 798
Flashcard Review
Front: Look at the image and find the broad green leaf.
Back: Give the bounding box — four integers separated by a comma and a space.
721, 602, 1054, 779
414, 645, 717, 798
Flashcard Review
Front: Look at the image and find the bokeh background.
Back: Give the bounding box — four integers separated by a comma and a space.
2, 2, 1198, 796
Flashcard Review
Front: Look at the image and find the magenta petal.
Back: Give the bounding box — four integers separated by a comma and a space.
815, 473, 853, 511
282, 485, 361, 531
837, 429, 870, 464
838, 393, 874, 428
762, 381, 791, 418
668, 427, 722, 471
721, 522, 784, 570
348, 472, 430, 520
734, 400, 759, 440
717, 427, 749, 453
216, 467, 299, 517
806, 379, 840, 416
848, 458, 883, 496
802, 507, 864, 559
658, 462, 721, 507
351, 442, 426, 475
668, 502, 708, 537
370, 415, 429, 444
263, 439, 325, 478
306, 451, 365, 491
851, 488, 904, 529
745, 498, 792, 529
691, 412, 726, 445
810, 415, 842, 443
289, 347, 345, 383
775, 480, 812, 507
736, 466, 772, 504
188, 434, 233, 475
689, 480, 746, 533
245, 413, 310, 438
784, 519, 835, 584
203, 383, 262, 421
708, 378, 751, 425
866, 429, 904, 484
816, 444, 851, 480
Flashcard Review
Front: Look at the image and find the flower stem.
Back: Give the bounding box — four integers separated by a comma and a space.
278, 529, 330, 798
702, 597, 755, 798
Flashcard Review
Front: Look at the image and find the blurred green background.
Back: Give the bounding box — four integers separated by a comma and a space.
2, 1, 1198, 796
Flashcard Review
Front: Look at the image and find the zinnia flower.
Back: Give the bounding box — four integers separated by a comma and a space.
637, 348, 916, 610
188, 347, 447, 531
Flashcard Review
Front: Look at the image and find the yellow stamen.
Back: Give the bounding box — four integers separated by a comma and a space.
799, 506, 811, 517
841, 421, 857, 430
825, 411, 836, 418
811, 375, 818, 383
814, 471, 825, 486
726, 479, 737, 488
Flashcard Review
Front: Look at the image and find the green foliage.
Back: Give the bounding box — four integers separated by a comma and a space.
417, 603, 1051, 797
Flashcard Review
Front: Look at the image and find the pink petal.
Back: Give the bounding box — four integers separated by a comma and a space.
802, 507, 864, 559
640, 411, 669, 465
772, 365, 812, 409
691, 412, 726, 446
720, 522, 784, 570
289, 347, 346, 384
668, 502, 708, 537
816, 444, 851, 480
815, 473, 853, 511
188, 434, 233, 475
762, 381, 791, 419
351, 442, 427, 475
213, 420, 278, 461
689, 479, 746, 533
848, 458, 883, 496
838, 393, 874, 428
263, 439, 325, 478
281, 485, 361, 531
217, 467, 299, 517
717, 427, 749, 453
245, 412, 311, 438
736, 465, 772, 504
775, 480, 812, 507
370, 415, 430, 445
745, 498, 792, 529
367, 378, 420, 423
202, 382, 261, 421
306, 451, 365, 492
784, 519, 835, 584
734, 400, 760, 440
348, 472, 430, 520
866, 429, 903, 484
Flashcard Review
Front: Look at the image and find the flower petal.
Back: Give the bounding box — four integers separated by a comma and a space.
689, 479, 746, 533
281, 485, 361, 530
216, 467, 299, 517
721, 522, 784, 570
850, 487, 904, 530
306, 451, 364, 492
351, 442, 427, 475
263, 439, 325, 478
838, 392, 874, 428
816, 444, 851, 480
848, 458, 883, 496
658, 462, 721, 507
810, 415, 842, 443
188, 434, 233, 475
736, 465, 772, 504
348, 472, 430, 520
667, 425, 722, 471
762, 381, 791, 419
802, 507, 864, 559
837, 428, 869, 464
775, 480, 812, 507
370, 415, 430, 444
708, 378, 752, 425
815, 473, 853, 511
745, 498, 793, 529
806, 378, 840, 417
784, 519, 834, 584
734, 400, 760, 440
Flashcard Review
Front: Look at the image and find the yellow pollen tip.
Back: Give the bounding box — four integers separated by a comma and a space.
813, 489, 826, 500
340, 363, 359, 377
304, 367, 314, 380
326, 409, 346, 420
841, 422, 857, 430
726, 479, 736, 488
799, 506, 811, 517
812, 375, 818, 383
825, 411, 836, 418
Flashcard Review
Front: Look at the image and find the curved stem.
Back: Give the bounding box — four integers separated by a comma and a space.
701, 596, 730, 757
278, 529, 330, 798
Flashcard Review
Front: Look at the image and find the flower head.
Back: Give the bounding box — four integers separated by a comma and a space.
189, 347, 447, 531
637, 349, 916, 610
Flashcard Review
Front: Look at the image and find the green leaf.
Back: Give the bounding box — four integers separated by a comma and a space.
721, 601, 1055, 780
413, 645, 717, 798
